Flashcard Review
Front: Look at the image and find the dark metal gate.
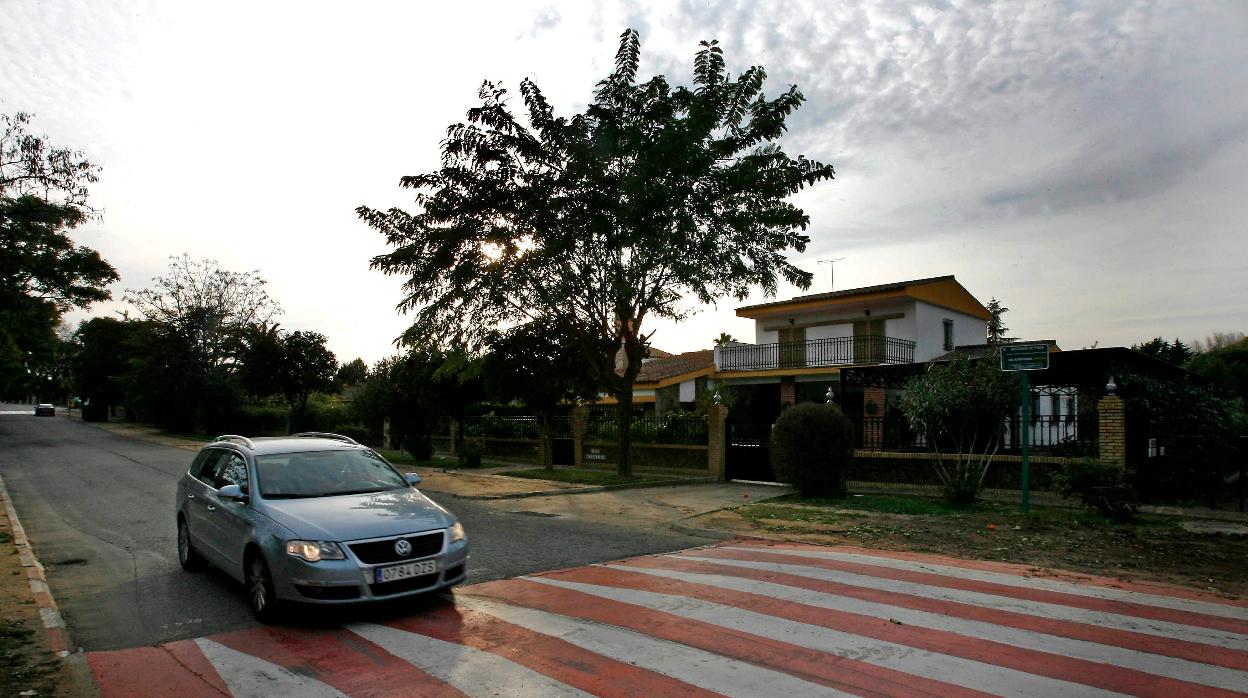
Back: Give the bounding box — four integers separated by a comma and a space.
725, 420, 775, 482
550, 416, 574, 466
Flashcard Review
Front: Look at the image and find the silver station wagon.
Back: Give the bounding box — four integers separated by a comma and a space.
174, 432, 467, 621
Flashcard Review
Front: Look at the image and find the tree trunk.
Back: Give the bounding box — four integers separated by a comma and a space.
616, 388, 634, 478
540, 411, 554, 471
614, 332, 646, 478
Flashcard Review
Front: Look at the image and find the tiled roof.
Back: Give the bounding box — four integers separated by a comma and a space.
735, 275, 955, 313
631, 350, 715, 384
930, 340, 1058, 362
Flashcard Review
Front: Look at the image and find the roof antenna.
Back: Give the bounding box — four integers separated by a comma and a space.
817, 258, 845, 292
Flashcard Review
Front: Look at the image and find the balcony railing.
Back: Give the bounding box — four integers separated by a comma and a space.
715, 335, 916, 371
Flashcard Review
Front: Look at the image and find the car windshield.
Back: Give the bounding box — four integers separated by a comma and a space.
255, 449, 407, 499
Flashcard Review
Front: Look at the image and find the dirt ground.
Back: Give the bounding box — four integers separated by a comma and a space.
689, 500, 1248, 599
0, 505, 91, 696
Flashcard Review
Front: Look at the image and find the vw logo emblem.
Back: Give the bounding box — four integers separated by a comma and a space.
394, 539, 412, 557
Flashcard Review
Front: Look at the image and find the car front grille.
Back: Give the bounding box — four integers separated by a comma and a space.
295, 584, 361, 600
348, 531, 444, 565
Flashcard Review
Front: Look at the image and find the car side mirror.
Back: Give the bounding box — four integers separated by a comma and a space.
404, 473, 422, 486
218, 484, 247, 502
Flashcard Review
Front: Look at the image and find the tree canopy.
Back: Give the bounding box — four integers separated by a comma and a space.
0, 112, 116, 399
1131, 336, 1194, 366
361, 29, 834, 474
985, 298, 1014, 345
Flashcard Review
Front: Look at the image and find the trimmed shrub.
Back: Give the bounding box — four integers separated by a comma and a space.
458, 439, 484, 468
770, 402, 855, 498
1052, 458, 1138, 521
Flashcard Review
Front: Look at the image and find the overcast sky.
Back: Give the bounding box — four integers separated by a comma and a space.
3, 0, 1246, 364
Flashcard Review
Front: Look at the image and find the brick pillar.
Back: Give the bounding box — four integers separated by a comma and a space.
863, 386, 886, 450
780, 377, 796, 406
448, 419, 460, 456
572, 406, 589, 468
707, 403, 728, 481
1098, 394, 1126, 465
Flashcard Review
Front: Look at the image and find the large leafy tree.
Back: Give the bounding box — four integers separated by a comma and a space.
125, 255, 280, 431
361, 30, 834, 475
1, 113, 116, 398
277, 330, 337, 431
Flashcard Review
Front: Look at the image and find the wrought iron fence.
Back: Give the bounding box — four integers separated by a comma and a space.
460, 415, 542, 440
586, 415, 708, 445
717, 335, 916, 371
856, 416, 927, 451
1002, 413, 1098, 456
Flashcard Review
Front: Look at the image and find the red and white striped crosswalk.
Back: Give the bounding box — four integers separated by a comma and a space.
87, 541, 1248, 697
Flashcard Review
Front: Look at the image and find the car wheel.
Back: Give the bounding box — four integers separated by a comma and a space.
247, 553, 282, 623
177, 518, 203, 571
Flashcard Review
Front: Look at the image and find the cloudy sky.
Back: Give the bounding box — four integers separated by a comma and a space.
3, 0, 1245, 364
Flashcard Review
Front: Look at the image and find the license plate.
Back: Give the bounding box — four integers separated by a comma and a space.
375, 559, 438, 583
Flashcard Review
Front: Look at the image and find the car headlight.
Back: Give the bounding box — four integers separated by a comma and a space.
286, 540, 345, 562
448, 522, 466, 543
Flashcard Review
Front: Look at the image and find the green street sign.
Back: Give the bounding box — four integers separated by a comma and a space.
1000, 343, 1050, 371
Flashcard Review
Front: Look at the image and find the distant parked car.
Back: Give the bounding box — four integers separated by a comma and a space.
34, 404, 55, 416
174, 432, 467, 622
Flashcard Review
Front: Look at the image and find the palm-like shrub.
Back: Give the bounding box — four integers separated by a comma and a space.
770, 403, 855, 498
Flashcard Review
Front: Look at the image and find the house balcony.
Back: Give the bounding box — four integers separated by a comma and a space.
714, 335, 917, 372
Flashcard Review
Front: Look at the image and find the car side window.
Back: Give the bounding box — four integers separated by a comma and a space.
189, 449, 223, 483
212, 452, 250, 491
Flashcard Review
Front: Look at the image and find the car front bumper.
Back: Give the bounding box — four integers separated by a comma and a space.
272, 538, 468, 604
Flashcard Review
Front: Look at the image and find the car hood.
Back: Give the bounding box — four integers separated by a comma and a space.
257, 488, 456, 542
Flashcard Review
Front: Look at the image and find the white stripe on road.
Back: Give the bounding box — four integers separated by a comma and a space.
347, 621, 592, 698
453, 594, 853, 698
683, 555, 1248, 650
720, 546, 1248, 621
608, 563, 1248, 692
196, 638, 347, 698
529, 577, 1119, 698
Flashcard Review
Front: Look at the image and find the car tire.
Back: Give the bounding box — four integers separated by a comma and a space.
177, 518, 203, 571
246, 552, 282, 623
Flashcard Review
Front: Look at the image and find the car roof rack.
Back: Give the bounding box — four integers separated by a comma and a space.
292, 432, 360, 445
213, 434, 255, 449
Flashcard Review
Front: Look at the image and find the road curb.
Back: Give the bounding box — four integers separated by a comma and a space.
453, 477, 717, 500
0, 475, 72, 658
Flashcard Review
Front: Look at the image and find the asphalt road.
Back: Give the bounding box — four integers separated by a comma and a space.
0, 405, 702, 651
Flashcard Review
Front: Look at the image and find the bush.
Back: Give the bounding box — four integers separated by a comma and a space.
1052, 458, 1138, 521
458, 439, 484, 468
770, 403, 855, 498
220, 405, 288, 436
332, 424, 371, 446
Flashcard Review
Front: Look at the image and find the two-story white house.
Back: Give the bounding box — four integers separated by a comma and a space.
712, 275, 990, 414
593, 275, 991, 419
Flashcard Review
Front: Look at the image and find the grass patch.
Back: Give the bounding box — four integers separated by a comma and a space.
777, 493, 992, 516
497, 468, 668, 487
375, 451, 508, 469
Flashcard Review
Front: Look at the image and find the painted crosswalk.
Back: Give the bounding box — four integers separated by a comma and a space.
87, 541, 1248, 697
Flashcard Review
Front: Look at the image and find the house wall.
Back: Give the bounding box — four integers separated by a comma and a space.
752, 299, 914, 345
912, 301, 988, 362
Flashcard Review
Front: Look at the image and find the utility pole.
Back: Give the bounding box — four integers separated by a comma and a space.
817, 258, 844, 292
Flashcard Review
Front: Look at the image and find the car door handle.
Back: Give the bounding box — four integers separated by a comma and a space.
206, 504, 216, 512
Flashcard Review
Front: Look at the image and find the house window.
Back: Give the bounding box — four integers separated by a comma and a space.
942, 319, 954, 351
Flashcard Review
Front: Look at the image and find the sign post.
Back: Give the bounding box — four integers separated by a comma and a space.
999, 343, 1050, 513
